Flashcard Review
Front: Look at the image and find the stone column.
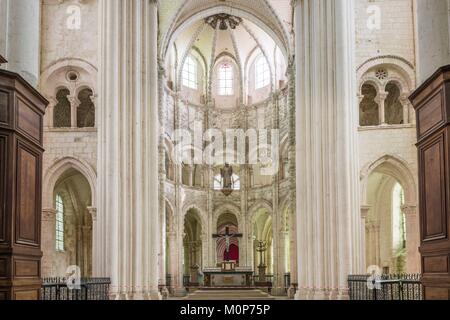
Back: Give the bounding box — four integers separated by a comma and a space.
287, 56, 298, 297
167, 231, 178, 292
0, 0, 41, 86
289, 209, 298, 297
41, 208, 56, 278
360, 205, 371, 269
187, 166, 193, 186
374, 224, 381, 267
376, 91, 388, 125
89, 94, 98, 128
45, 97, 57, 128
87, 207, 99, 276
173, 94, 186, 297
272, 93, 285, 296
98, 0, 161, 300
68, 95, 79, 129
293, 0, 363, 300
158, 62, 168, 297
399, 94, 411, 125
402, 205, 420, 273
367, 222, 381, 268
273, 231, 288, 296
415, 0, 450, 84
82, 225, 92, 276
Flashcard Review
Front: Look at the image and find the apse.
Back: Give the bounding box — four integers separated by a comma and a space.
163, 12, 287, 109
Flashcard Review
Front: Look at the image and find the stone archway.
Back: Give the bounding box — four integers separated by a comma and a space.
361, 155, 419, 273
42, 167, 93, 278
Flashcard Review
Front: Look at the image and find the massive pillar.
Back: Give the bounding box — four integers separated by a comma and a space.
0, 0, 40, 86
415, 0, 450, 84
403, 205, 420, 274
293, 0, 363, 300
98, 0, 161, 300
41, 208, 56, 277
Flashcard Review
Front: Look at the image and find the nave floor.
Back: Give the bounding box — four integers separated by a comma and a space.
178, 288, 281, 300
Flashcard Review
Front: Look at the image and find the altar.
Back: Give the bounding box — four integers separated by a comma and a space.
203, 262, 253, 287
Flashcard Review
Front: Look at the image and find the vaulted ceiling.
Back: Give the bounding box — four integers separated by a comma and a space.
159, 0, 293, 60
172, 14, 281, 77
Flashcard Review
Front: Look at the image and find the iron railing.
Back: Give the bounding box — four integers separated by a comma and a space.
41, 278, 111, 300
348, 274, 423, 300
253, 274, 274, 285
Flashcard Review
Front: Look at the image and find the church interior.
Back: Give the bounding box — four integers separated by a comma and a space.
0, 0, 450, 301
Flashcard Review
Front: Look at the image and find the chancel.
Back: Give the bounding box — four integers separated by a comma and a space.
2, 0, 450, 301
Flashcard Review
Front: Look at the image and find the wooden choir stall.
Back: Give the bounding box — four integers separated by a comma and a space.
410, 65, 450, 300
0, 60, 48, 300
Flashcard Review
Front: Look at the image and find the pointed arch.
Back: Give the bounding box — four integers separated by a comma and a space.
160, 1, 291, 62
43, 157, 97, 209
360, 154, 417, 206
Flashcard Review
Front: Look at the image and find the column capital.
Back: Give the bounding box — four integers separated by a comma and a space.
366, 221, 380, 232
87, 207, 97, 221
376, 91, 388, 103
401, 205, 417, 216
42, 208, 57, 221
89, 93, 98, 104
357, 93, 364, 103
399, 93, 410, 103
67, 95, 80, 107
360, 205, 371, 219
44, 96, 58, 107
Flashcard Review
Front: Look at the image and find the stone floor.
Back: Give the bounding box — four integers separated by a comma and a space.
173, 288, 289, 300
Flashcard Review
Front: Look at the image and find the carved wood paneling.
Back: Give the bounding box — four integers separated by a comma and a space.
0, 69, 47, 300
0, 135, 5, 243
0, 91, 8, 124
410, 65, 450, 300
15, 143, 40, 246
419, 132, 447, 241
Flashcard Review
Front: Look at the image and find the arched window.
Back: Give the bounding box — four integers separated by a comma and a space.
392, 183, 406, 250
55, 194, 65, 251
182, 56, 198, 90
359, 83, 379, 126
77, 88, 95, 128
385, 82, 403, 125
218, 63, 234, 96
54, 88, 71, 128
255, 56, 270, 89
